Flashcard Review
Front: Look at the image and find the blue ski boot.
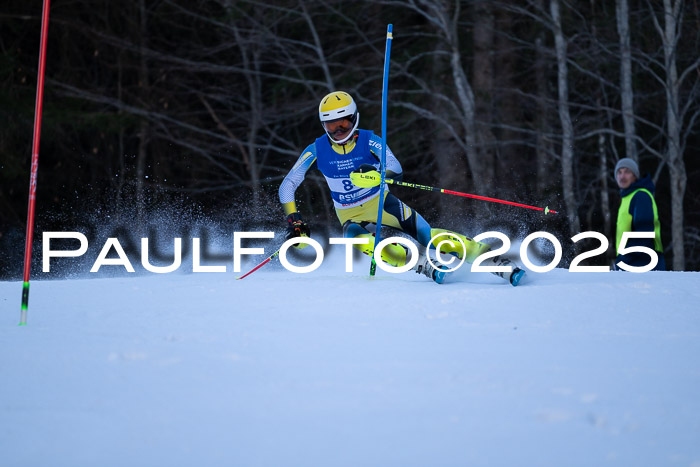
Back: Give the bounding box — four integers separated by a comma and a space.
509, 267, 526, 287
488, 255, 526, 287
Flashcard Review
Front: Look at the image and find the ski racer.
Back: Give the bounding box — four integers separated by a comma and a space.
278, 90, 525, 285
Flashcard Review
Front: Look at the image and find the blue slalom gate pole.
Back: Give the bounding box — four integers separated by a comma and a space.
369, 24, 393, 277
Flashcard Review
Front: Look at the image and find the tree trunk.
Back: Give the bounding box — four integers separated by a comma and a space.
229, 16, 261, 207
300, 0, 334, 91
616, 0, 638, 161
534, 31, 552, 197
248, 47, 262, 208
598, 130, 612, 257
472, 1, 496, 192
660, 0, 687, 270
449, 31, 488, 198
551, 0, 581, 238
136, 0, 150, 224
493, 6, 521, 197
431, 45, 467, 221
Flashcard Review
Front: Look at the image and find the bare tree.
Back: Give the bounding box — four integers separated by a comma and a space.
650, 0, 693, 270
382, 0, 493, 197
598, 129, 612, 245
550, 0, 581, 237
136, 0, 150, 221
616, 0, 638, 162
534, 0, 555, 197
472, 0, 497, 190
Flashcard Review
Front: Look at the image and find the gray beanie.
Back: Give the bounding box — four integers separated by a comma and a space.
614, 158, 640, 179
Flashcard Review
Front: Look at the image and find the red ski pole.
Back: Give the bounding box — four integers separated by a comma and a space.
354, 173, 558, 214
236, 249, 280, 280
20, 0, 51, 325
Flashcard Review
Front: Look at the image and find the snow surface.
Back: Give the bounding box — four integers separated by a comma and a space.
2, 250, 700, 467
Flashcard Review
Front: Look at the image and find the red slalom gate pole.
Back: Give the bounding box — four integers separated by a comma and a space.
20, 0, 51, 326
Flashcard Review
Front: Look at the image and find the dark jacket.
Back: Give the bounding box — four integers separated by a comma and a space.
615, 175, 666, 271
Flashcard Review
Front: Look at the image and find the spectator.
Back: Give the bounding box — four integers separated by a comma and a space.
614, 158, 666, 271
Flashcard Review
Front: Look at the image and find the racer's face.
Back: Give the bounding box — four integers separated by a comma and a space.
324, 116, 353, 142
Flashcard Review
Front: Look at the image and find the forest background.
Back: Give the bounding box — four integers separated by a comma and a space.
1, 0, 698, 278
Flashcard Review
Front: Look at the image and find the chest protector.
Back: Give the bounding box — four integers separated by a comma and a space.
615, 188, 663, 254
315, 129, 382, 208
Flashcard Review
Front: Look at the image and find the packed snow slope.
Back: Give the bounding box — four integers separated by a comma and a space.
1, 252, 700, 467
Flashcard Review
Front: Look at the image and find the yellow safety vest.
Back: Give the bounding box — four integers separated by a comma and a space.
615, 188, 663, 254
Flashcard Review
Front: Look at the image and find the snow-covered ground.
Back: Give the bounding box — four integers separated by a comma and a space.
2, 251, 700, 467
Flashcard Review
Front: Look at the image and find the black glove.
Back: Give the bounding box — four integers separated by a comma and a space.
356, 163, 379, 173
285, 212, 311, 245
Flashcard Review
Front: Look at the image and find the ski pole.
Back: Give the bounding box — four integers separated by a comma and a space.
355, 173, 557, 214
236, 249, 280, 280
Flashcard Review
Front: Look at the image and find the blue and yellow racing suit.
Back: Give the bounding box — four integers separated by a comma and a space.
279, 130, 489, 266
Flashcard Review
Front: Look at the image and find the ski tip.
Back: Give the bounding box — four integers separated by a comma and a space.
510, 268, 526, 287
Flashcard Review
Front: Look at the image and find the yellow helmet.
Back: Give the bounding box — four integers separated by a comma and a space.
318, 91, 360, 144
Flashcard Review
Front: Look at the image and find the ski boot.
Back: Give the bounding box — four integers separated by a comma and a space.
413, 253, 449, 284
487, 255, 526, 287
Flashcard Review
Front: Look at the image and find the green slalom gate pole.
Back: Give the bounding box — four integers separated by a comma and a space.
369, 24, 393, 277
20, 0, 51, 325
355, 174, 558, 215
